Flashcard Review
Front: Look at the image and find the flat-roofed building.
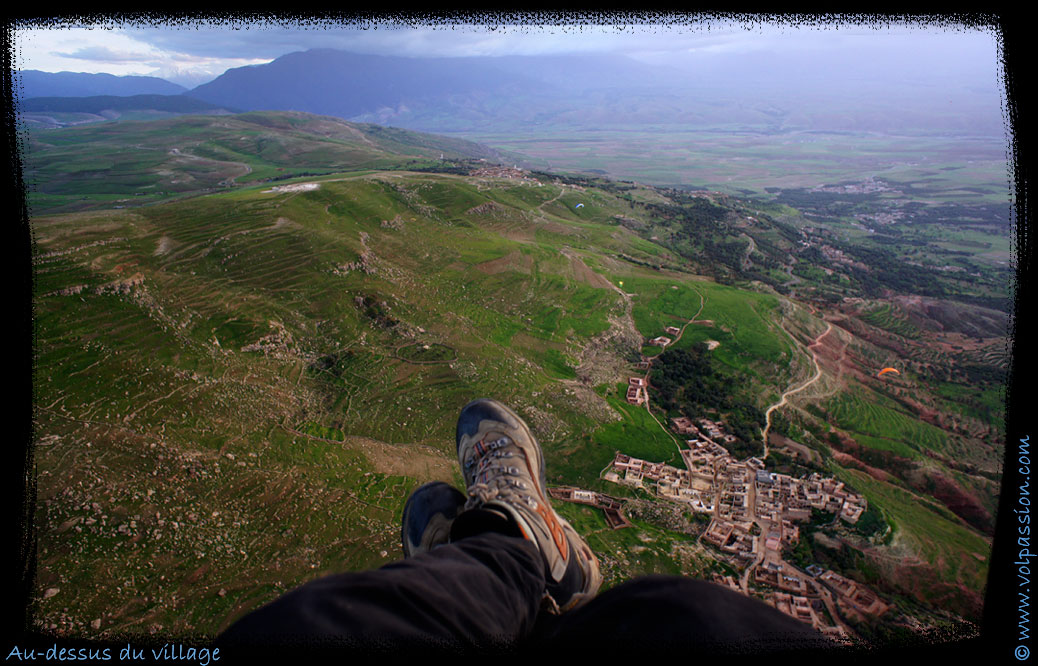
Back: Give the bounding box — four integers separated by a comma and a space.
703, 520, 734, 548
670, 416, 697, 434
841, 501, 865, 524
626, 385, 646, 405
572, 490, 596, 503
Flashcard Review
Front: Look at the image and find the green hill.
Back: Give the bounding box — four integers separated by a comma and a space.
23, 110, 504, 214
27, 112, 1001, 636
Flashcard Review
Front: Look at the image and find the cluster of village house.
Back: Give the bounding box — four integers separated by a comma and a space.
569, 320, 884, 633
648, 326, 682, 350
608, 416, 866, 528
468, 164, 543, 186
595, 414, 882, 633
548, 487, 632, 530
708, 567, 884, 640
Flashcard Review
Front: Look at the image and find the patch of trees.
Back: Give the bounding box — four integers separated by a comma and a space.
397, 161, 474, 176
955, 361, 1006, 386
742, 268, 780, 287
852, 504, 887, 537
635, 194, 802, 289
644, 198, 730, 237
528, 170, 599, 189
353, 294, 398, 329
592, 180, 639, 196
786, 509, 837, 569
798, 245, 829, 265
769, 188, 882, 216
841, 244, 947, 298
769, 219, 802, 241
946, 292, 1011, 313
763, 449, 815, 477
263, 170, 334, 182
901, 202, 1011, 228
808, 507, 838, 528
650, 344, 730, 413
786, 528, 814, 569
770, 411, 792, 438
725, 436, 762, 461
615, 253, 663, 271
812, 535, 878, 585
310, 350, 353, 378
649, 345, 765, 454
926, 246, 975, 257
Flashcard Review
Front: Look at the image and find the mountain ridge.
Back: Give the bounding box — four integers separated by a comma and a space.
17, 69, 188, 97
180, 48, 1004, 136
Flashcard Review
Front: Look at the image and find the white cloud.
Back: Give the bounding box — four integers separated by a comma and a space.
13, 16, 999, 87
14, 25, 273, 85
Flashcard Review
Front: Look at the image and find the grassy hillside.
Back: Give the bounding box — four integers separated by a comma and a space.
27, 112, 1003, 636
23, 111, 502, 215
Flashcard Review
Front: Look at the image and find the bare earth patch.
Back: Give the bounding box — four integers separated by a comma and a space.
263, 182, 320, 194
563, 250, 614, 290
154, 236, 175, 256
343, 435, 454, 480
474, 250, 533, 275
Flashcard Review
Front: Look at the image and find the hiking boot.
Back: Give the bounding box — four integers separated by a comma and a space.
401, 481, 467, 558
452, 398, 602, 612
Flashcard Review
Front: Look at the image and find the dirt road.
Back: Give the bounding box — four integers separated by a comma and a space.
761, 321, 833, 459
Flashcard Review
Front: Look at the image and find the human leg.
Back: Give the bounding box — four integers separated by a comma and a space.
534, 574, 837, 654
216, 530, 545, 651
218, 397, 606, 653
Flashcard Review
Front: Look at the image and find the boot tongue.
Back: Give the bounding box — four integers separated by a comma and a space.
466, 432, 512, 468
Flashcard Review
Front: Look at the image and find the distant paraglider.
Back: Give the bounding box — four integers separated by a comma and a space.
877, 367, 900, 378
575, 203, 584, 209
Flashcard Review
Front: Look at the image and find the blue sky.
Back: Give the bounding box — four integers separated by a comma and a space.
13, 15, 1004, 89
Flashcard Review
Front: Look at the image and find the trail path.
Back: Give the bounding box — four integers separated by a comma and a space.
740, 234, 757, 271
783, 262, 803, 298
760, 321, 833, 459
532, 187, 566, 222
169, 147, 252, 185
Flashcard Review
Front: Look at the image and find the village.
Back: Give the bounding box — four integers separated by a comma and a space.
547, 315, 889, 640
555, 337, 885, 641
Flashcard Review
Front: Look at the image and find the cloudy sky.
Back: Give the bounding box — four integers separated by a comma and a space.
13, 14, 1004, 89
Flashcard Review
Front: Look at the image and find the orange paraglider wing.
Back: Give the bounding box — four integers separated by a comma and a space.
877, 367, 900, 377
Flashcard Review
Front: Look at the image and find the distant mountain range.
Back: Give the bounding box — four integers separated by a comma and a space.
17, 49, 1005, 137
17, 70, 187, 97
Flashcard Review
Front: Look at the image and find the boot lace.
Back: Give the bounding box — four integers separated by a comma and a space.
463, 436, 536, 511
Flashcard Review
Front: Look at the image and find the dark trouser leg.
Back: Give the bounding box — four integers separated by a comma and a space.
533, 575, 836, 655
215, 532, 545, 652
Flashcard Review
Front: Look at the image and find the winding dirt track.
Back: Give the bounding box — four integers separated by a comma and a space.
761, 321, 834, 459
